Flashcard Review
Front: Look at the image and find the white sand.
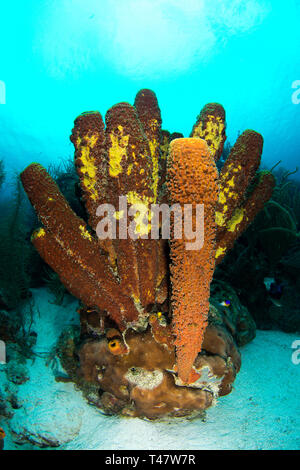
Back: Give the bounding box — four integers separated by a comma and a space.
0, 288, 299, 450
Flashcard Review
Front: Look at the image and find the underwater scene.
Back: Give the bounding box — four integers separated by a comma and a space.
0, 0, 299, 453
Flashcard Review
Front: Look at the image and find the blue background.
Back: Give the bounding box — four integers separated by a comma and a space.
0, 0, 299, 189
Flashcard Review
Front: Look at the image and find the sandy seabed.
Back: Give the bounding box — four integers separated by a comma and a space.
0, 288, 299, 451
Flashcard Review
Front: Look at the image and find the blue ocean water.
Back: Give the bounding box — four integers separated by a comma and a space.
0, 1, 300, 451
0, 0, 300, 190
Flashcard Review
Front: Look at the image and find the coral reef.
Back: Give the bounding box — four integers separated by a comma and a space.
210, 281, 256, 346
43, 268, 68, 306
0, 177, 32, 311
20, 89, 274, 419
214, 165, 299, 333
0, 176, 40, 361
5, 359, 29, 386
255, 167, 300, 264
48, 157, 86, 220
0, 427, 5, 450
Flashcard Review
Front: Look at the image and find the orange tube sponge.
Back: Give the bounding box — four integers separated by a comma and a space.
167, 138, 219, 384
216, 130, 263, 234
216, 170, 275, 264
134, 90, 171, 306
21, 93, 166, 330
104, 102, 152, 306
104, 102, 153, 203
70, 111, 116, 266
134, 89, 162, 203
104, 101, 159, 308
190, 103, 226, 162
20, 163, 139, 330
70, 112, 107, 231
71, 100, 162, 310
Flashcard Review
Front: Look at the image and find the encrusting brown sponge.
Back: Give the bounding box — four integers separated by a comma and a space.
78, 305, 241, 420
